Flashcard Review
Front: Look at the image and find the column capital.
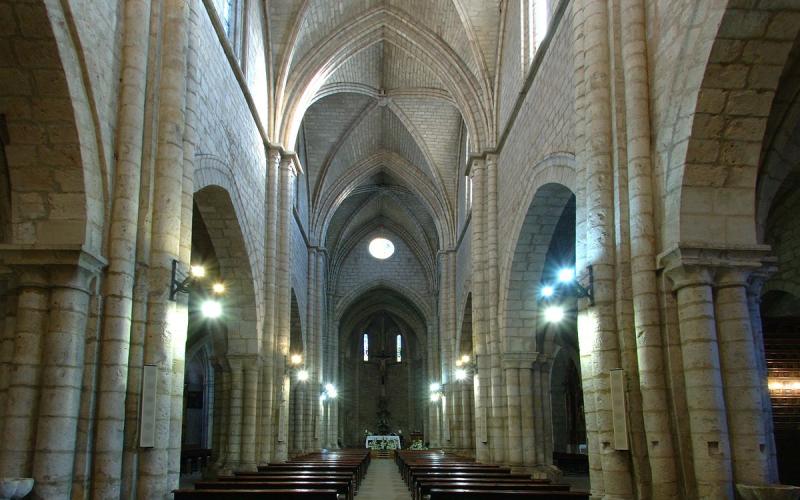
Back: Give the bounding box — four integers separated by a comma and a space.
267, 146, 282, 167
502, 352, 538, 370
0, 245, 106, 292
658, 244, 773, 292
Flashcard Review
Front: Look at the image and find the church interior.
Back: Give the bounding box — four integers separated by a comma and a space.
1, 0, 800, 499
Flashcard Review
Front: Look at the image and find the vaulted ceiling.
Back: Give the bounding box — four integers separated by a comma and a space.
270, 0, 502, 290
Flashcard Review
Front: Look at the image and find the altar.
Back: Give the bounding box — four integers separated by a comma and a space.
365, 435, 401, 449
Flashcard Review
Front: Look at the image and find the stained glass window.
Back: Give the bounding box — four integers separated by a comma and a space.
396, 334, 402, 363
363, 333, 369, 362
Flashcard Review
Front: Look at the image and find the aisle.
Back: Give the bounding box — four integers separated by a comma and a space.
358, 457, 411, 500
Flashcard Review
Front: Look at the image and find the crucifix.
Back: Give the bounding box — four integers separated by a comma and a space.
370, 351, 401, 392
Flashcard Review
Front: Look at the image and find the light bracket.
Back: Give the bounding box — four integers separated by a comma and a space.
170, 259, 196, 301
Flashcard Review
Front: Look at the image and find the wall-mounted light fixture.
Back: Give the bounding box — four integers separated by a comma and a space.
320, 383, 337, 402
538, 266, 594, 323
429, 382, 443, 402
286, 353, 308, 382
170, 259, 227, 319
454, 354, 476, 381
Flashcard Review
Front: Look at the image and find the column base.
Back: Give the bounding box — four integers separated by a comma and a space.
238, 462, 257, 472
735, 484, 800, 500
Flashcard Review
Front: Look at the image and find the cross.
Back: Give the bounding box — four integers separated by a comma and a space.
366, 351, 400, 396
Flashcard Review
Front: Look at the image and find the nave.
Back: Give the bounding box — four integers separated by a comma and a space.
174, 449, 590, 499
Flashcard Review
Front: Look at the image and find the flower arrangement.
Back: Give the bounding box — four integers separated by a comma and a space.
409, 440, 427, 450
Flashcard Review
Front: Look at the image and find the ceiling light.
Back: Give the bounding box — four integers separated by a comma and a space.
297, 370, 309, 382
212, 282, 225, 294
190, 265, 206, 278
455, 369, 467, 381
429, 382, 441, 393
541, 285, 555, 298
368, 237, 395, 259
290, 354, 303, 365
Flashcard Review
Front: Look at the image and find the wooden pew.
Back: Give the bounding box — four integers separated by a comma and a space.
405, 465, 511, 487
173, 488, 340, 499
416, 482, 569, 500
257, 464, 363, 486
231, 471, 356, 494
427, 489, 590, 499
413, 477, 550, 500
410, 473, 536, 499
194, 481, 351, 500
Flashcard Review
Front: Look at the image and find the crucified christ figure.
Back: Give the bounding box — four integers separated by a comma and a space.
367, 351, 400, 397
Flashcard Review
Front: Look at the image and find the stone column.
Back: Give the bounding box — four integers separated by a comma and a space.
474, 353, 491, 461
618, 0, 679, 496
746, 276, 779, 482
32, 265, 94, 499
303, 248, 316, 453
312, 250, 326, 450
226, 360, 243, 470
0, 287, 16, 442
451, 376, 463, 452
532, 360, 545, 466
260, 147, 281, 464
211, 360, 228, 469
92, 0, 153, 496
93, 19, 151, 495
273, 156, 294, 461
136, 0, 189, 495
715, 269, 769, 485
460, 377, 474, 456
520, 363, 536, 467
0, 269, 48, 478
538, 358, 554, 469
485, 155, 506, 465
574, 0, 633, 496
294, 380, 306, 456
329, 313, 340, 449
667, 265, 733, 499
241, 363, 259, 470
469, 156, 491, 463
504, 361, 523, 466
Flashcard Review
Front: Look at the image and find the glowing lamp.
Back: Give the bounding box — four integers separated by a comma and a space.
558, 268, 575, 283
543, 305, 565, 323
190, 265, 206, 278
201, 300, 222, 319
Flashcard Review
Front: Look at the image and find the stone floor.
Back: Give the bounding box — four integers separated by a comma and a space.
358, 458, 411, 500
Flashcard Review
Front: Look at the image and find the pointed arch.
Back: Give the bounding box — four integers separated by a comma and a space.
314, 151, 453, 247
277, 6, 492, 155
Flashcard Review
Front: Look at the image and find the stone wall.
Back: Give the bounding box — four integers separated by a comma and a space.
496, 10, 575, 287
335, 229, 431, 298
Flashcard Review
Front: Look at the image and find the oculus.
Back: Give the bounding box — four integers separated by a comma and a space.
369, 237, 395, 259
